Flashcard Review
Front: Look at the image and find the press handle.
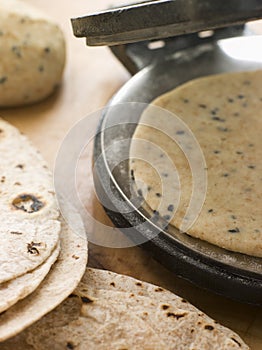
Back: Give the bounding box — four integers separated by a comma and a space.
110, 26, 245, 75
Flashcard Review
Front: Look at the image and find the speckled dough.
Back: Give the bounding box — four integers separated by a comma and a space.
1, 269, 248, 349
130, 70, 262, 257
0, 118, 61, 283
0, 0, 66, 107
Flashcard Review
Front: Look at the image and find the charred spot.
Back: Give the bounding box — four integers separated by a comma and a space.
1, 176, 5, 183
183, 99, 189, 104
110, 282, 116, 287
72, 255, 79, 260
81, 296, 94, 304
167, 312, 187, 319
227, 98, 234, 103
44, 47, 51, 53
181, 299, 188, 303
204, 325, 214, 331
12, 194, 44, 213
66, 342, 75, 350
208, 209, 214, 213
136, 282, 142, 287
248, 165, 256, 169
155, 193, 162, 198
68, 294, 78, 298
155, 287, 163, 292
16, 164, 24, 169
161, 304, 170, 310
213, 150, 220, 154
231, 337, 242, 347
10, 231, 23, 235
27, 242, 42, 255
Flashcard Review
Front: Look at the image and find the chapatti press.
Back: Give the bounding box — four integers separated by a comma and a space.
71, 0, 262, 304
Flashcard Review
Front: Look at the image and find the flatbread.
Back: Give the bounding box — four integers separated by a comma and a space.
0, 118, 61, 283
0, 219, 87, 342
0, 0, 66, 107
1, 268, 248, 349
0, 242, 60, 314
130, 70, 262, 257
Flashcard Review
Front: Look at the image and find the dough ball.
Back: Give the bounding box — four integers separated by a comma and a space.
0, 0, 66, 107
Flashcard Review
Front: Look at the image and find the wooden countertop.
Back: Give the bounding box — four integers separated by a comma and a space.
2, 1, 261, 348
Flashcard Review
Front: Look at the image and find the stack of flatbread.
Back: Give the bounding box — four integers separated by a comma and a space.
0, 119, 87, 342
0, 268, 249, 349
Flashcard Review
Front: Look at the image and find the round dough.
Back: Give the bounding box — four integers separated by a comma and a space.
0, 0, 66, 107
130, 70, 262, 257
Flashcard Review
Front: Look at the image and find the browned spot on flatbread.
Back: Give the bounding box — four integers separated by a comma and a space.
12, 194, 44, 213
167, 312, 188, 319
81, 296, 94, 304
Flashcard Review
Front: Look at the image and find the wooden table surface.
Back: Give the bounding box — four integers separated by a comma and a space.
2, 1, 261, 348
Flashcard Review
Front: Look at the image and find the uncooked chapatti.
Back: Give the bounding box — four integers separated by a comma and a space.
130, 70, 262, 257
0, 118, 61, 283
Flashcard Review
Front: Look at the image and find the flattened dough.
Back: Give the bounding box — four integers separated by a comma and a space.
130, 70, 262, 257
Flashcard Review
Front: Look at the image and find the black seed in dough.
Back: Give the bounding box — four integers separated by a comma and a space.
0, 76, 7, 84
228, 228, 240, 233
168, 204, 174, 212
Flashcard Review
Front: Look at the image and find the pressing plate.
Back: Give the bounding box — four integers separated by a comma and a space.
94, 34, 262, 304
